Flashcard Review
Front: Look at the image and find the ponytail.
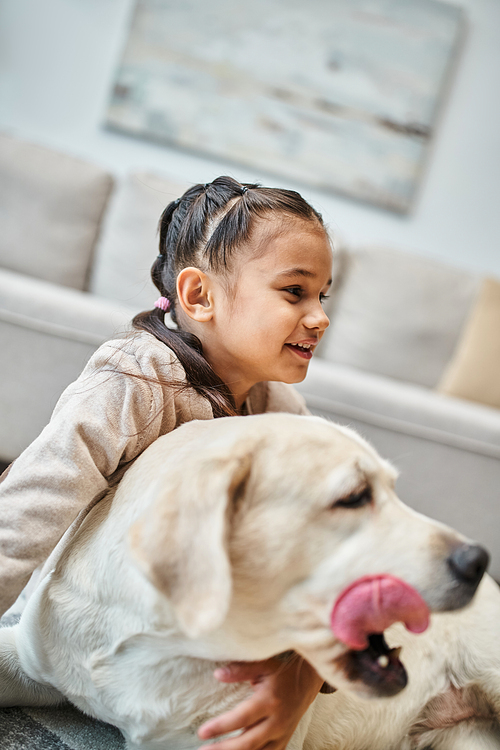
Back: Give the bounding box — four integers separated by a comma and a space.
133, 308, 237, 418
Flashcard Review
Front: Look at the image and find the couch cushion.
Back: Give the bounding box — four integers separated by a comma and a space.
0, 133, 113, 290
89, 172, 189, 312
437, 278, 500, 408
319, 247, 482, 388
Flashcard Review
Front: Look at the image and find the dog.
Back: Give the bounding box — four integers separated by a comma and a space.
0, 414, 499, 750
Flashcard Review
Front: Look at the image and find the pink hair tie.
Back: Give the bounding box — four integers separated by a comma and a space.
154, 297, 171, 312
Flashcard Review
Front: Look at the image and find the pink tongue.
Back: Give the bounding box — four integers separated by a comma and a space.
330, 575, 430, 650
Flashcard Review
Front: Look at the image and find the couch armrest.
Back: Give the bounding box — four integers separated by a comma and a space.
0, 269, 135, 459
296, 358, 500, 579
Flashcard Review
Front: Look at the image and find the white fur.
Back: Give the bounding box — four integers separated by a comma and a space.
1, 414, 499, 749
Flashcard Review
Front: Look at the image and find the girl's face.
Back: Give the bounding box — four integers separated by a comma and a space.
204, 217, 333, 405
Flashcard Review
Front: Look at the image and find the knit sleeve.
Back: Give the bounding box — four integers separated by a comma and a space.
0, 334, 180, 616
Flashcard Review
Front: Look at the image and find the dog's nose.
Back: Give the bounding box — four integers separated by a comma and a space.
448, 543, 490, 586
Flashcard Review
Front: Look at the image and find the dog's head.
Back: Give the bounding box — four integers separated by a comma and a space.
127, 414, 489, 698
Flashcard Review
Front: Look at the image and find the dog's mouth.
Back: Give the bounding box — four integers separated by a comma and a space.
335, 632, 407, 697
330, 575, 430, 697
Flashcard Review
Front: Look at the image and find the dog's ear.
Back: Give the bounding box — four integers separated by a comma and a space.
128, 442, 253, 639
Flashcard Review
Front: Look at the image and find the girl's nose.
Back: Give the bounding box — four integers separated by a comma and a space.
304, 303, 330, 331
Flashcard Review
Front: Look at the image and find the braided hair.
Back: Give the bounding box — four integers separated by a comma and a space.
133, 176, 326, 417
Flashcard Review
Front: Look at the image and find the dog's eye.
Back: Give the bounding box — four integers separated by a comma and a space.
334, 487, 372, 509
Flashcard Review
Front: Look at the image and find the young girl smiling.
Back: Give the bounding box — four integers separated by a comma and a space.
0, 176, 333, 750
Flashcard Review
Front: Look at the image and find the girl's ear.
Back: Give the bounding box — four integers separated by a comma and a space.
176, 266, 214, 322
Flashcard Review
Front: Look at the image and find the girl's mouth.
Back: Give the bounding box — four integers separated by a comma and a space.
285, 343, 314, 360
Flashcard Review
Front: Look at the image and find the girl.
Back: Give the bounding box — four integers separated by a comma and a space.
0, 176, 333, 750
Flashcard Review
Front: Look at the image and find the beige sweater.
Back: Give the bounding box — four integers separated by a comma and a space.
0, 331, 309, 616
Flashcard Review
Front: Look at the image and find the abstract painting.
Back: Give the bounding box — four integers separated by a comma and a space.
106, 0, 464, 213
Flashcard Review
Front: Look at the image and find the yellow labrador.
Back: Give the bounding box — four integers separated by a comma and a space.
0, 414, 499, 750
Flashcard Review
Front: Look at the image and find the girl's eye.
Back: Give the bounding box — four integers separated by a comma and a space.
332, 486, 373, 510
283, 288, 330, 304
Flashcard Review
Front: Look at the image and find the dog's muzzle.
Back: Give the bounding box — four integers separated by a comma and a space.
329, 543, 490, 698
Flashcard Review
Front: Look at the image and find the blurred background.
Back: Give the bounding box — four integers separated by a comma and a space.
0, 0, 499, 274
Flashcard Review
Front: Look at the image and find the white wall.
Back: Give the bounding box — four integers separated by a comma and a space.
1, 0, 499, 276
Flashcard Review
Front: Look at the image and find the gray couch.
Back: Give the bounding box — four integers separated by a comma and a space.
1, 133, 499, 576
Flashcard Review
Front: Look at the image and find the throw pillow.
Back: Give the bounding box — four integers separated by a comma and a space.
438, 278, 500, 409
89, 172, 188, 311
0, 133, 113, 290
320, 246, 482, 388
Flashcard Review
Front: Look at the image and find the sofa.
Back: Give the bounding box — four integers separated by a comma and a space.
1, 132, 499, 577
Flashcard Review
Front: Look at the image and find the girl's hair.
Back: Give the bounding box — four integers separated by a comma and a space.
133, 175, 326, 417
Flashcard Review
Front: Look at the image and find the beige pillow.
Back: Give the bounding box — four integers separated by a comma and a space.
320, 247, 481, 388
89, 172, 189, 312
0, 133, 114, 290
438, 278, 500, 408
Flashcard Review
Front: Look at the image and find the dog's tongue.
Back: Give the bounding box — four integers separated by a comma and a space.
330, 575, 430, 650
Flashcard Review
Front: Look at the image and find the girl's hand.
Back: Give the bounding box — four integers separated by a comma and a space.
197, 655, 323, 750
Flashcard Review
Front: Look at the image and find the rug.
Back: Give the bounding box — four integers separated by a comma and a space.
0, 612, 125, 750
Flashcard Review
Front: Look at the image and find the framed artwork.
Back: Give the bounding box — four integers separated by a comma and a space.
107, 0, 464, 213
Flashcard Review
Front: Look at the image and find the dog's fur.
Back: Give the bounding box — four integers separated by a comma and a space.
1, 414, 500, 749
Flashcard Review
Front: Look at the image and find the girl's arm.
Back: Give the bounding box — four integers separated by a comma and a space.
198, 656, 323, 750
